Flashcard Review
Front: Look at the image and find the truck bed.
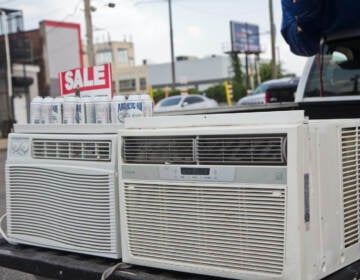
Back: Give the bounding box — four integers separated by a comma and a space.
0, 238, 359, 280
154, 100, 360, 120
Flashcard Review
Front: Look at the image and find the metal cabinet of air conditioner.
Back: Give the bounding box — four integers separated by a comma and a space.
118, 111, 360, 280
6, 128, 121, 259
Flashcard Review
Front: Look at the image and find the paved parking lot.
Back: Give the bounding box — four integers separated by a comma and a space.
0, 148, 37, 280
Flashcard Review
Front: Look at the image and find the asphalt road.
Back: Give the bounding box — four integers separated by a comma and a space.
0, 148, 37, 280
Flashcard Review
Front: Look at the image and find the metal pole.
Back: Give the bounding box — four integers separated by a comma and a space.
168, 0, 176, 90
245, 23, 250, 88
84, 0, 95, 66
245, 53, 249, 89
269, 0, 277, 79
1, 11, 13, 116
255, 53, 261, 85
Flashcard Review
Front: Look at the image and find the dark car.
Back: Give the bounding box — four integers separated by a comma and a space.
238, 77, 300, 105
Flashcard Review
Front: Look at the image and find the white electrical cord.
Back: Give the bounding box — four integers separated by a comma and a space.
0, 213, 10, 243
101, 263, 124, 280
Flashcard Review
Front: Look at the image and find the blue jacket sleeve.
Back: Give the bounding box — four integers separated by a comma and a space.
281, 0, 323, 56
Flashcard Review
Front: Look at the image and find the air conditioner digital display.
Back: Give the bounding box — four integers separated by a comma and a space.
181, 167, 210, 176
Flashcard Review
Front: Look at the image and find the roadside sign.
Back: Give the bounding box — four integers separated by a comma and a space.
230, 21, 261, 54
58, 63, 113, 97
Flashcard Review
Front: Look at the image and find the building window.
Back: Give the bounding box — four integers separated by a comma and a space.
96, 50, 112, 64
139, 77, 147, 90
119, 79, 136, 91
117, 48, 129, 64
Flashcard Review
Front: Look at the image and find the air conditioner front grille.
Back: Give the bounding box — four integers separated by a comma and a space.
198, 135, 286, 165
32, 139, 112, 161
123, 136, 195, 164
123, 134, 287, 166
7, 166, 116, 253
341, 127, 360, 248
124, 183, 286, 275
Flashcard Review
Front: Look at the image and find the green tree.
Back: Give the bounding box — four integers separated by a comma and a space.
258, 61, 293, 82
153, 88, 201, 103
188, 88, 201, 95
205, 84, 227, 103
230, 53, 247, 101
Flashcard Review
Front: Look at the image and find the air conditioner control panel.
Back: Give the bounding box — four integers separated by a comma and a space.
159, 166, 235, 182
122, 164, 287, 185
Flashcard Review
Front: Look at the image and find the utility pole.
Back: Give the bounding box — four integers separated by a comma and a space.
84, 0, 95, 66
168, 0, 176, 90
1, 10, 13, 118
269, 0, 277, 79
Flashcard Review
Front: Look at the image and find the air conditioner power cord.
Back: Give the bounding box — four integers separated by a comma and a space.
101, 263, 125, 280
0, 213, 12, 244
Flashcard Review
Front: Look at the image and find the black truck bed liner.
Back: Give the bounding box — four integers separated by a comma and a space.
0, 238, 359, 280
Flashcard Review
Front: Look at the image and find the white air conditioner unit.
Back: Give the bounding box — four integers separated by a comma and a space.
119, 111, 360, 280
6, 130, 121, 259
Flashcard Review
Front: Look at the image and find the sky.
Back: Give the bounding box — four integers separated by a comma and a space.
2, 0, 308, 76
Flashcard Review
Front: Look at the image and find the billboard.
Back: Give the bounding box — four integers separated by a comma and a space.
230, 21, 261, 53
41, 20, 83, 97
58, 63, 113, 97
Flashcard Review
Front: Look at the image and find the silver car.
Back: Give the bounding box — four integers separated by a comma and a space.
154, 94, 218, 113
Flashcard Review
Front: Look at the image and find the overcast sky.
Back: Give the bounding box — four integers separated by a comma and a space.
3, 0, 307, 75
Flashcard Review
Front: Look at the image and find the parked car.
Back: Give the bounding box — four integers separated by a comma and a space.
154, 94, 218, 112
237, 77, 300, 105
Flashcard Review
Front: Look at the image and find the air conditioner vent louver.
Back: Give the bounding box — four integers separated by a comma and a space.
124, 183, 286, 275
32, 139, 112, 161
341, 127, 360, 248
123, 135, 286, 165
197, 135, 286, 165
123, 136, 195, 164
6, 166, 116, 252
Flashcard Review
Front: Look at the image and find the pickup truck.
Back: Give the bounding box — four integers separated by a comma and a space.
267, 29, 360, 119
155, 30, 360, 119
1, 32, 360, 280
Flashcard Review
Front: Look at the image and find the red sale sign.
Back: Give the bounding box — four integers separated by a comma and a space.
58, 63, 113, 97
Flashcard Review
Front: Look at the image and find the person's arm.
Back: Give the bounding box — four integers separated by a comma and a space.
281, 0, 323, 56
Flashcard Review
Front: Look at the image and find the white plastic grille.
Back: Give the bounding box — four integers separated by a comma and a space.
197, 135, 286, 165
123, 136, 195, 164
341, 127, 360, 248
32, 139, 112, 161
123, 135, 287, 166
7, 166, 117, 253
124, 183, 286, 275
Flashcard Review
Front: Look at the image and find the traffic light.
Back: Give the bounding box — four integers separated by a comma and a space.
224, 81, 233, 107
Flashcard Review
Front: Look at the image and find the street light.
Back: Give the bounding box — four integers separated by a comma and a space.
135, 0, 176, 90
84, 0, 116, 66
168, 0, 176, 90
269, 0, 277, 79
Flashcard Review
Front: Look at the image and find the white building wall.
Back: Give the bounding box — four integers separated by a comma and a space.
148, 55, 232, 88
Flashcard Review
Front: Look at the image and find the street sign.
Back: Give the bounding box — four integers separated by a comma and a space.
58, 63, 113, 97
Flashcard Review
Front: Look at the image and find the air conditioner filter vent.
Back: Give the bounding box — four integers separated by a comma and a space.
197, 135, 286, 165
6, 166, 116, 252
32, 139, 112, 161
123, 134, 286, 166
124, 183, 286, 275
123, 136, 195, 164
